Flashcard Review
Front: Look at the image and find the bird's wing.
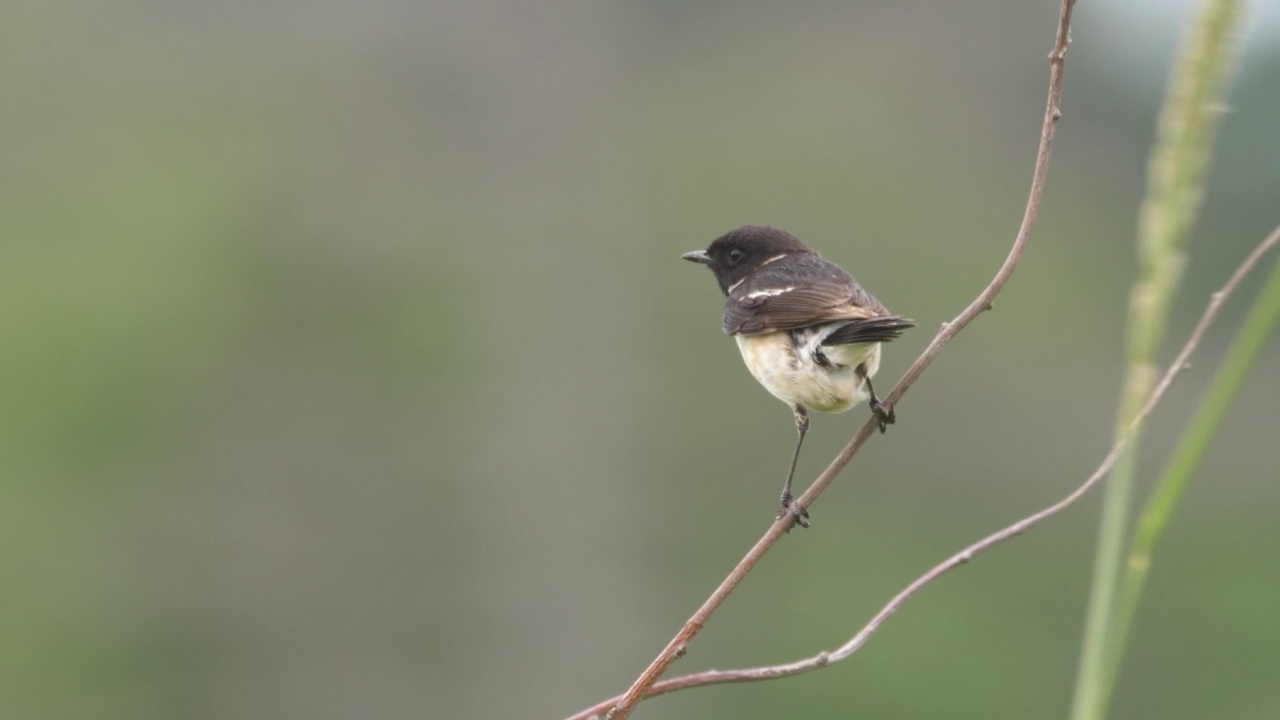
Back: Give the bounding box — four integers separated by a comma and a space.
819, 315, 915, 345
723, 257, 887, 335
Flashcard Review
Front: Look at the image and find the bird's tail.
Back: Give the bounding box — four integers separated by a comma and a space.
821, 316, 915, 346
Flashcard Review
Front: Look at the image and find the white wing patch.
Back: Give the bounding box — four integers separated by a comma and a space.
745, 286, 795, 300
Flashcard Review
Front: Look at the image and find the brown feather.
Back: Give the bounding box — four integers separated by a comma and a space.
722, 256, 887, 336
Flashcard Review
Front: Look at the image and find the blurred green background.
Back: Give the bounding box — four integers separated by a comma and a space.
4, 2, 1279, 719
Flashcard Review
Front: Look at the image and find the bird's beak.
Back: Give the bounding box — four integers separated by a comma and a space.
681, 249, 710, 264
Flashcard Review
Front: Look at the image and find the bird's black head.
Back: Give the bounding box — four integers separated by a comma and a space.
681, 225, 816, 295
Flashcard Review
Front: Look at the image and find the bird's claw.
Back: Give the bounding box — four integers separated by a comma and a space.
779, 492, 811, 529
871, 399, 896, 434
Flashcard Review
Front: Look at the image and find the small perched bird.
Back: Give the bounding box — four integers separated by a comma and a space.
683, 225, 914, 527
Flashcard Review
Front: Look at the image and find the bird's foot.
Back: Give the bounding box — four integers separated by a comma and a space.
870, 399, 896, 434
778, 492, 810, 529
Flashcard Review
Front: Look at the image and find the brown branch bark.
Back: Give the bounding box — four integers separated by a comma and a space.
573, 3, 1080, 719
568, 223, 1280, 719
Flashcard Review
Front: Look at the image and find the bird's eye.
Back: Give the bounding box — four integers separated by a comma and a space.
727, 248, 745, 265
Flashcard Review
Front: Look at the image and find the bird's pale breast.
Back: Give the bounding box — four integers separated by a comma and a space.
734, 329, 881, 413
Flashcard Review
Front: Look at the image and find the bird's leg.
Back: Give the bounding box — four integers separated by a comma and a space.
861, 366, 895, 434
779, 406, 811, 528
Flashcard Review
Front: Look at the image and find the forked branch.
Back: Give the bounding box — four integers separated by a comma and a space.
577, 2, 1079, 719
570, 223, 1280, 719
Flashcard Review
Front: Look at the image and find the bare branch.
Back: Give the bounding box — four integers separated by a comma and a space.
577, 3, 1080, 719
571, 222, 1280, 720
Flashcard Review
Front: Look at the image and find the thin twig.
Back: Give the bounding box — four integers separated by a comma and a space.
576, 3, 1079, 720
569, 223, 1280, 720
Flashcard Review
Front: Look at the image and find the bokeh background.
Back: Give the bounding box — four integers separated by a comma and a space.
4, 1, 1279, 719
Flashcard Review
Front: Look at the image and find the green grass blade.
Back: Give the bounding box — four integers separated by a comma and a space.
1068, 1, 1243, 719
1103, 252, 1280, 700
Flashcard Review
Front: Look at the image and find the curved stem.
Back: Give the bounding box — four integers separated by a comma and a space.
578, 2, 1080, 718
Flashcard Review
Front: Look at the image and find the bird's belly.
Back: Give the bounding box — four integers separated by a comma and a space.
735, 332, 878, 413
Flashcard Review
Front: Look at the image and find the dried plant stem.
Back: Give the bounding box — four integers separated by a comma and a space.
575, 2, 1079, 719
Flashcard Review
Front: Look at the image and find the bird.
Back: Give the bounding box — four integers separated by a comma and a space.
682, 225, 914, 527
